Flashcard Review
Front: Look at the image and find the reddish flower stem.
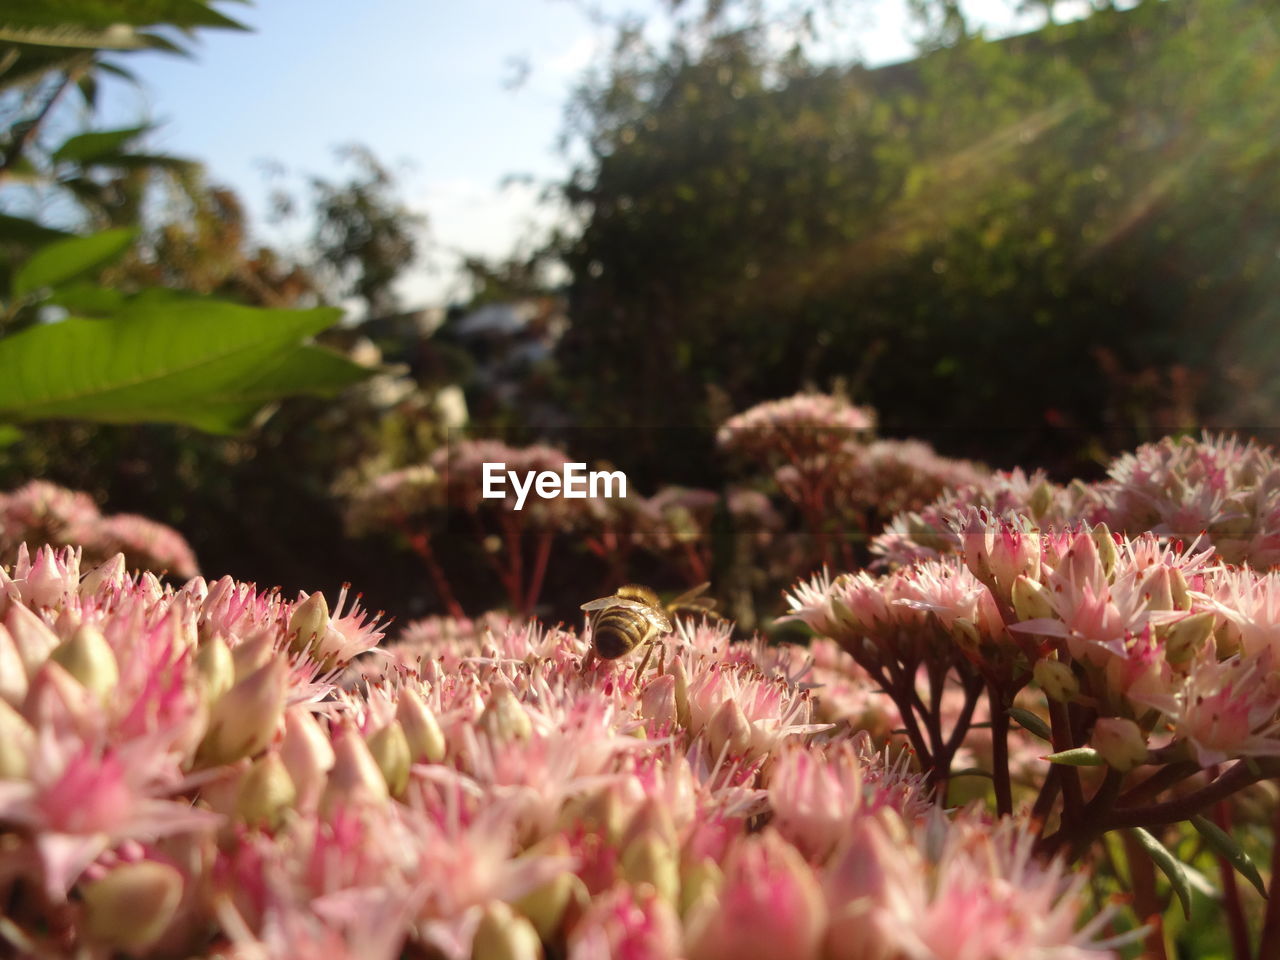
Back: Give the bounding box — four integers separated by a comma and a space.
407, 530, 465, 619
988, 680, 1012, 817
524, 530, 554, 615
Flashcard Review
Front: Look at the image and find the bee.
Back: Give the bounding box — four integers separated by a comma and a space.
580, 582, 718, 662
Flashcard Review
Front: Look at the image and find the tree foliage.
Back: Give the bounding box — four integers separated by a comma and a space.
555, 0, 1280, 478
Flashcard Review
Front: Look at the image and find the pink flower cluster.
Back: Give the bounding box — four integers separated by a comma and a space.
871, 433, 1280, 570
788, 509, 1280, 860
0, 481, 199, 579
0, 543, 1112, 959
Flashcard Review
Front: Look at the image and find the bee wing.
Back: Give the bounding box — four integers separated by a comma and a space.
668, 582, 717, 612
581, 595, 626, 612
642, 605, 673, 633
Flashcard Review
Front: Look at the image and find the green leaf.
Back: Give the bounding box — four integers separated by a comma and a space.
1044, 747, 1104, 766
0, 24, 149, 50
1191, 815, 1267, 898
52, 125, 149, 165
0, 424, 21, 448
1008, 706, 1052, 741
0, 295, 367, 432
12, 228, 135, 297
1129, 827, 1193, 920
45, 283, 128, 316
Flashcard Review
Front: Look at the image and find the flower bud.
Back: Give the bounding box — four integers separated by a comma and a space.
668, 656, 691, 729
639, 674, 678, 727
281, 707, 334, 813
0, 698, 32, 779
49, 623, 118, 699
0, 624, 28, 706
951, 617, 982, 652
1166, 612, 1215, 666
195, 636, 235, 705
197, 657, 288, 766
516, 868, 586, 941
80, 861, 183, 952
1033, 658, 1079, 703
288, 591, 330, 655
1089, 523, 1119, 579
79, 554, 126, 598
1092, 717, 1148, 772
479, 686, 532, 743
680, 857, 723, 918
322, 726, 389, 813
621, 832, 680, 905
236, 751, 296, 829
366, 720, 411, 796
706, 699, 753, 758
397, 687, 445, 763
1011, 575, 1055, 623
1028, 481, 1055, 520
4, 602, 59, 675
987, 522, 1041, 592
231, 629, 276, 680
471, 901, 542, 960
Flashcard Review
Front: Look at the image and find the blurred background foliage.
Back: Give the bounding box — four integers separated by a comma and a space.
2, 0, 1279, 625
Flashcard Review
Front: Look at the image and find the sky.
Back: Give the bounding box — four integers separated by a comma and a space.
96, 0, 1048, 308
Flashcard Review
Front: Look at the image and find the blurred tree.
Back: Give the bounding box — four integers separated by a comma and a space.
304, 145, 426, 321
554, 0, 1280, 480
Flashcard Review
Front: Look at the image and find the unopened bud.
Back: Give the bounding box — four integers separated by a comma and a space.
81, 861, 183, 952
1090, 523, 1119, 579
680, 857, 723, 918
281, 708, 333, 813
479, 686, 532, 743
621, 833, 679, 905
516, 868, 585, 941
397, 688, 445, 763
1166, 612, 1215, 666
79, 554, 126, 598
471, 901, 542, 960
49, 624, 118, 698
707, 699, 753, 757
0, 698, 32, 778
236, 751, 296, 829
366, 720, 411, 796
288, 591, 330, 655
1028, 481, 1055, 520
322, 726, 389, 813
195, 636, 235, 705
951, 617, 982, 651
1011, 575, 1055, 623
640, 674, 678, 727
231, 629, 276, 680
1092, 717, 1148, 772
1169, 566, 1190, 611
669, 656, 691, 729
4, 603, 59, 675
1033, 658, 1079, 703
197, 657, 288, 765
0, 624, 28, 706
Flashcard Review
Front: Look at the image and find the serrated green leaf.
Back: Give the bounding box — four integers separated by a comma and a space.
0, 296, 360, 432
1191, 815, 1267, 898
1129, 827, 1193, 920
1009, 706, 1052, 741
1044, 746, 1104, 766
12, 228, 135, 297
52, 125, 149, 165
0, 0, 247, 32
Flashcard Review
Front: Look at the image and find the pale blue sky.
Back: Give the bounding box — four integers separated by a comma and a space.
97, 0, 1048, 306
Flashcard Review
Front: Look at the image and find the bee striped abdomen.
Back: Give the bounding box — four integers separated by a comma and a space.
593, 608, 652, 659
